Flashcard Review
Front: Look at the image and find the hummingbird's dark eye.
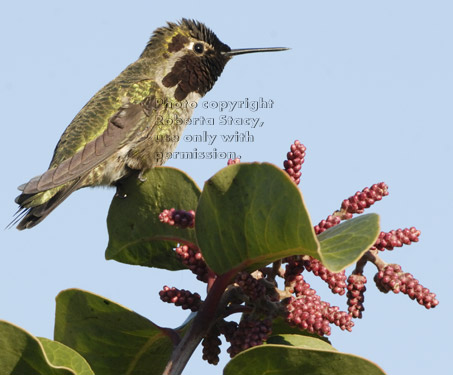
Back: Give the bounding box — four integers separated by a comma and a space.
193, 43, 204, 54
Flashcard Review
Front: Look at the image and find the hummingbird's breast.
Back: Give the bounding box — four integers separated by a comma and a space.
70, 56, 205, 189
126, 91, 201, 171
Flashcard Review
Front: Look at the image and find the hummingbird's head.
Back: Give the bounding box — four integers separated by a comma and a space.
141, 19, 288, 101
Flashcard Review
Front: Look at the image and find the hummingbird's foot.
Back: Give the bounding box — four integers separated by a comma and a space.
138, 171, 147, 182
114, 184, 128, 199
115, 191, 127, 199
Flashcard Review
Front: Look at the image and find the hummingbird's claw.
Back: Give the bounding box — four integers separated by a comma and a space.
114, 184, 128, 199
138, 171, 147, 182
115, 191, 128, 199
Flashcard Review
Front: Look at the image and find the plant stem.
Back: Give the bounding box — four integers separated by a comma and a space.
162, 270, 235, 375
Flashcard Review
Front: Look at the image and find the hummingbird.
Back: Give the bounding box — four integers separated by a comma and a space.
13, 19, 288, 230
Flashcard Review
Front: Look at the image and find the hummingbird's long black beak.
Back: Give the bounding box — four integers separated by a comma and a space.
223, 47, 290, 57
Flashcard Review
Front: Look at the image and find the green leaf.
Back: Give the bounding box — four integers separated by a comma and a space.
266, 334, 336, 351
0, 320, 75, 375
54, 289, 175, 375
318, 213, 380, 272
38, 338, 94, 375
106, 167, 201, 270
270, 317, 331, 344
196, 163, 319, 274
224, 336, 386, 375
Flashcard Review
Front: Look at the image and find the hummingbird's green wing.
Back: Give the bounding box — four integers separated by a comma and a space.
49, 74, 158, 167
20, 98, 158, 195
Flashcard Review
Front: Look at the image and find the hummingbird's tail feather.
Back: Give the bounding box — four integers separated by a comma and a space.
12, 179, 82, 230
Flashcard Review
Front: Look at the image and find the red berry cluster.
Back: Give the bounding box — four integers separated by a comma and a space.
285, 290, 331, 336
374, 264, 439, 309
235, 272, 267, 300
159, 208, 195, 229
321, 303, 354, 332
347, 274, 367, 318
302, 257, 347, 295
226, 318, 272, 357
218, 320, 239, 343
202, 326, 222, 365
159, 286, 201, 312
284, 257, 304, 277
340, 182, 388, 216
314, 183, 390, 235
227, 158, 241, 165
175, 245, 209, 283
285, 273, 353, 336
314, 215, 341, 235
283, 140, 306, 185
373, 227, 420, 251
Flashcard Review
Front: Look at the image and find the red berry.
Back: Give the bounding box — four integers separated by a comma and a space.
283, 140, 306, 185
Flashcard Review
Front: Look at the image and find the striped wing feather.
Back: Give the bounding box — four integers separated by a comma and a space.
20, 102, 149, 194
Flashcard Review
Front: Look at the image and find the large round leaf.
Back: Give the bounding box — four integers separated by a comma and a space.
0, 321, 76, 375
106, 167, 200, 270
270, 317, 331, 344
54, 289, 175, 375
224, 334, 386, 375
38, 338, 94, 375
318, 213, 380, 272
266, 334, 335, 351
196, 163, 319, 274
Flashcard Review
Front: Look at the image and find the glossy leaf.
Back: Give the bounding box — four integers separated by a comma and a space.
224, 334, 386, 375
270, 317, 331, 344
266, 334, 336, 351
0, 320, 75, 375
54, 289, 174, 375
106, 167, 200, 270
196, 163, 319, 274
318, 213, 380, 272
38, 338, 94, 375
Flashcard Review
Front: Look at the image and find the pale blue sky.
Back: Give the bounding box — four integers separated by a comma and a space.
1, 1, 451, 374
